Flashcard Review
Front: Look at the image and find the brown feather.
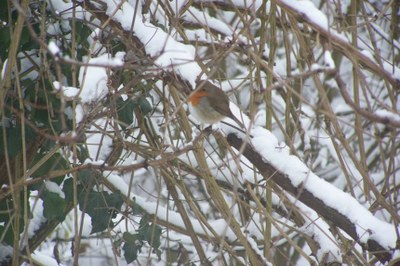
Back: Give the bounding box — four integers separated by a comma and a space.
195, 80, 244, 127
200, 81, 233, 118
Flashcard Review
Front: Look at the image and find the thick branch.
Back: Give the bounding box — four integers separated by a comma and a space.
226, 133, 395, 263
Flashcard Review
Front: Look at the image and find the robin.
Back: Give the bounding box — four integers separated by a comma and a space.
188, 80, 244, 128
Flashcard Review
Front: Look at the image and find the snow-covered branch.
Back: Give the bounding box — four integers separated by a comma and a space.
4, 0, 399, 264
227, 132, 397, 263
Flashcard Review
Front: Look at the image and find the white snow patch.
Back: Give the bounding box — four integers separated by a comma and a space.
53, 81, 79, 98
324, 51, 335, 69
102, 0, 201, 87
29, 252, 64, 266
1, 59, 8, 79
183, 8, 233, 36
78, 53, 121, 103
0, 244, 12, 262
85, 118, 113, 161
281, 0, 328, 30
45, 181, 65, 199
297, 200, 342, 263
27, 196, 45, 238
48, 41, 61, 56
230, 0, 263, 11
75, 104, 84, 124
375, 109, 400, 123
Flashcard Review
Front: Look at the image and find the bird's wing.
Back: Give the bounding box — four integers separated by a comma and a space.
208, 91, 234, 118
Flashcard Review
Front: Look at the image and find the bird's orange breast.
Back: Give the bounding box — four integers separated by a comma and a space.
188, 91, 208, 106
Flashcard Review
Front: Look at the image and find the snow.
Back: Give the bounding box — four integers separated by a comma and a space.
47, 0, 86, 20
46, 21, 62, 36
230, 0, 263, 11
1, 59, 7, 79
85, 118, 113, 161
45, 181, 65, 199
0, 244, 12, 263
29, 252, 64, 266
296, 200, 342, 263
78, 53, 123, 103
102, 0, 202, 87
17, 0, 399, 264
107, 173, 216, 236
215, 111, 397, 250
27, 196, 45, 238
245, 236, 270, 265
324, 51, 335, 69
85, 159, 105, 165
370, 22, 400, 51
17, 51, 40, 80
78, 61, 108, 103
310, 50, 336, 71
53, 81, 79, 98
280, 0, 328, 30
179, 29, 213, 43
375, 109, 400, 123
183, 8, 233, 36
331, 97, 352, 115
361, 50, 400, 79
74, 104, 84, 124
230, 126, 398, 249
48, 41, 61, 56
107, 173, 263, 243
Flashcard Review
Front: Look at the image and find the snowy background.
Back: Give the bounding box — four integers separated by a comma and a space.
0, 0, 399, 265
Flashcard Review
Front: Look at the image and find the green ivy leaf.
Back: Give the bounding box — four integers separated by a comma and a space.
136, 96, 152, 116
0, 193, 27, 245
0, 27, 10, 61
0, 225, 14, 246
123, 231, 141, 244
0, 1, 9, 22
77, 144, 90, 162
79, 190, 123, 234
75, 21, 91, 47
78, 170, 104, 193
30, 153, 69, 185
62, 178, 74, 202
117, 97, 136, 129
139, 223, 162, 250
20, 25, 40, 51
123, 241, 140, 264
148, 224, 162, 250
79, 191, 109, 234
121, 222, 161, 264
39, 139, 58, 153
0, 123, 36, 157
139, 215, 148, 228
130, 197, 145, 215
24, 79, 71, 133
77, 169, 93, 188
123, 232, 142, 263
107, 191, 124, 219
42, 190, 67, 221
116, 94, 153, 129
